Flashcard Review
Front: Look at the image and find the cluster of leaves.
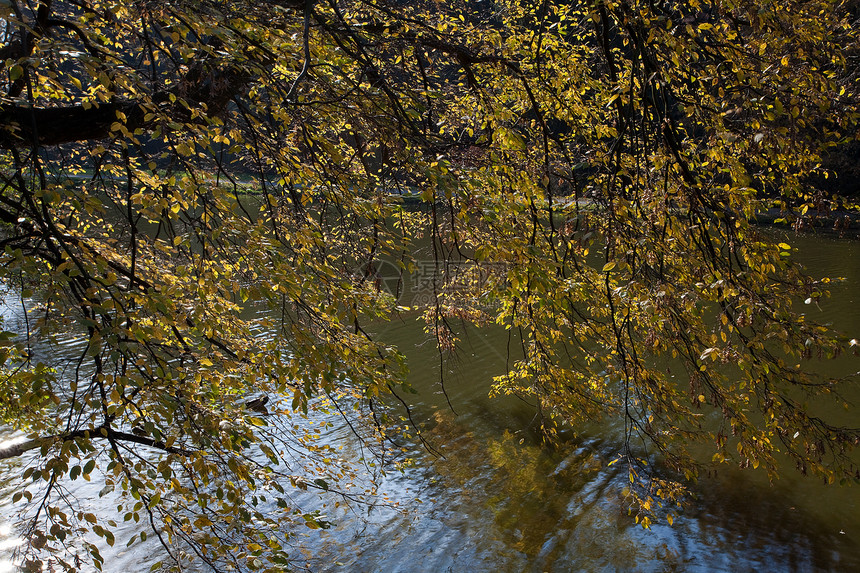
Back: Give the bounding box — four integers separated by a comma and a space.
0, 0, 421, 570
0, 0, 857, 570
430, 0, 860, 520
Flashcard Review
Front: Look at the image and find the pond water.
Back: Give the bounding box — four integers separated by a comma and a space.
0, 231, 858, 572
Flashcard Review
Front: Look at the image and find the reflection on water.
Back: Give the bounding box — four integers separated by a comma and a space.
0, 233, 858, 571
0, 447, 24, 573
306, 393, 858, 572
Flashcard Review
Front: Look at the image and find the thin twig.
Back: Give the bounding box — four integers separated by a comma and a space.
286, 0, 314, 101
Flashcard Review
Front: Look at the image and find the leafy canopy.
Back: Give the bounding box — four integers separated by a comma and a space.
0, 0, 858, 569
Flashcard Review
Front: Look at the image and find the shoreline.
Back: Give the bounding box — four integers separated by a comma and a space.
755, 207, 860, 239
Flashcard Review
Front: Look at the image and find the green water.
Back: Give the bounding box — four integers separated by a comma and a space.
305, 231, 860, 572
0, 231, 857, 572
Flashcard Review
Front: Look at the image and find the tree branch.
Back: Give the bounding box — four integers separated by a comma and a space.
285, 0, 314, 101
0, 426, 190, 461
0, 63, 250, 147
0, 437, 48, 460
0, 100, 147, 146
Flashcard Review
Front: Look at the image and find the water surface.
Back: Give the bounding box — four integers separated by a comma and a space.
0, 232, 857, 572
